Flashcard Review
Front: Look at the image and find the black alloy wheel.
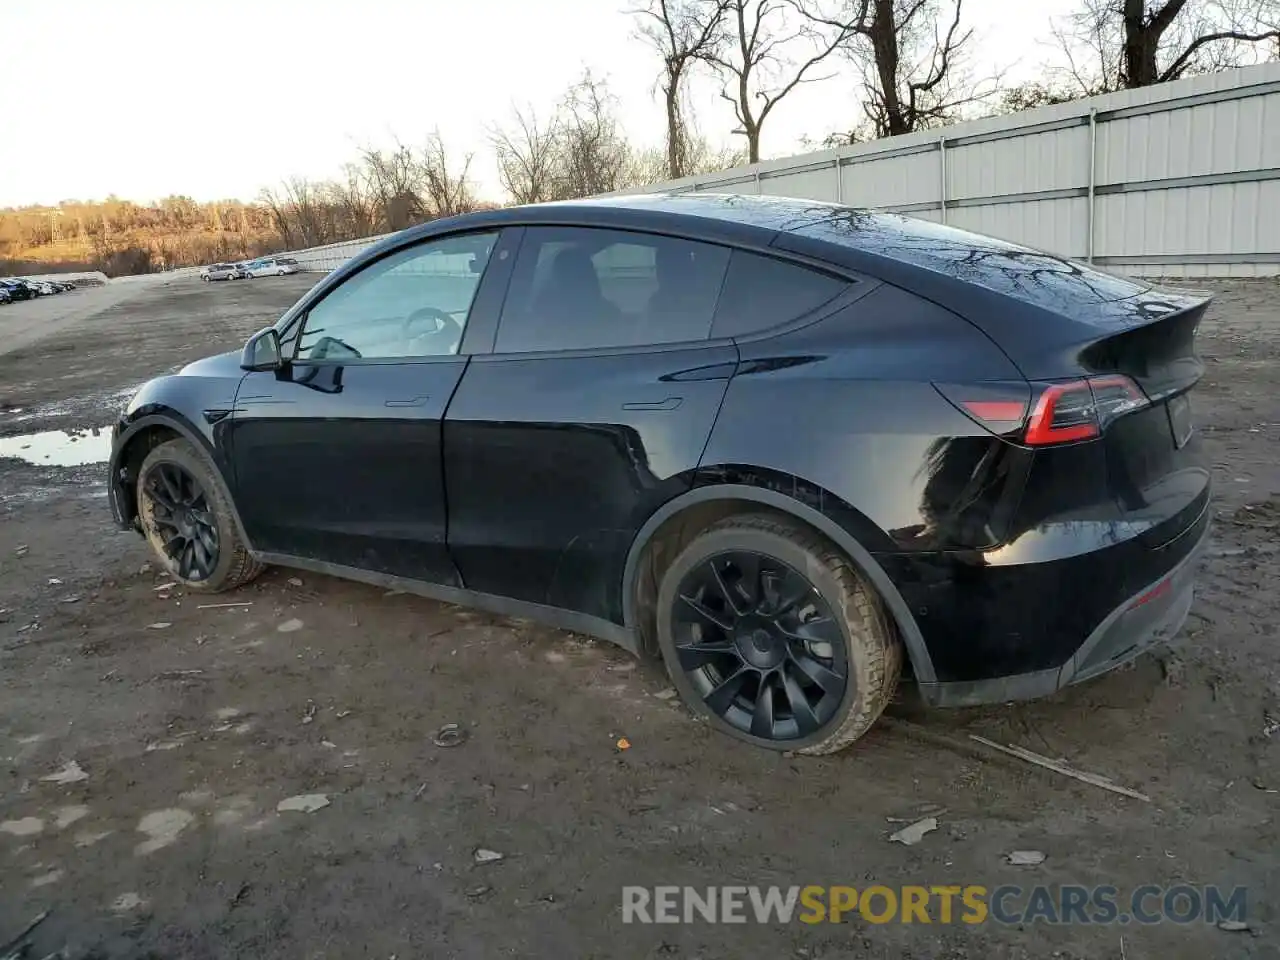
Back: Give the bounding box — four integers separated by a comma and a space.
670, 550, 849, 742
140, 460, 220, 581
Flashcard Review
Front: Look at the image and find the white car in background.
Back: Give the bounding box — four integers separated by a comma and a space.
200, 263, 242, 281
243, 257, 301, 278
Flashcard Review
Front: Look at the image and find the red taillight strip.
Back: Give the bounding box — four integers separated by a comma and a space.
1024, 381, 1097, 446
962, 400, 1028, 421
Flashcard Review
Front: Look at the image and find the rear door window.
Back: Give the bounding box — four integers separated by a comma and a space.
710, 250, 850, 339
495, 227, 731, 353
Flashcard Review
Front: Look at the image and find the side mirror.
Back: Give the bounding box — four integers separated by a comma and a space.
241, 326, 283, 371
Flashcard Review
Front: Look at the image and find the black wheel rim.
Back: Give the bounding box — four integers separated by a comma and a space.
671, 551, 849, 742
142, 462, 219, 581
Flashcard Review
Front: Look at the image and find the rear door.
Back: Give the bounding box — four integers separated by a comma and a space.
228, 228, 514, 584
443, 225, 738, 623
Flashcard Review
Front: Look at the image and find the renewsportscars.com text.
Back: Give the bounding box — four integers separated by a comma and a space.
621, 884, 1247, 926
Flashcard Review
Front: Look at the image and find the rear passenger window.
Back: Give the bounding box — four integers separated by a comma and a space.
495, 227, 731, 353
710, 251, 850, 339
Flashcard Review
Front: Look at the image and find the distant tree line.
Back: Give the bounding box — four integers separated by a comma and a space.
0, 196, 279, 277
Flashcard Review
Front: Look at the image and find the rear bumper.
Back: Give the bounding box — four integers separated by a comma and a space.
917, 514, 1208, 707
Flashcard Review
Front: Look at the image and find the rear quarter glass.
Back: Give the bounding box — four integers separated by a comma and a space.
710, 250, 850, 339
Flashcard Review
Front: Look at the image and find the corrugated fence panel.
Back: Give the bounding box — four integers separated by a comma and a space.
842, 151, 940, 207
1096, 180, 1280, 258
759, 165, 838, 201
1096, 87, 1280, 185
274, 63, 1280, 278
948, 197, 1088, 257
947, 125, 1089, 200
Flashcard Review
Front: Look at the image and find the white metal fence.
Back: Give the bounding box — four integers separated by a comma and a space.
275, 61, 1280, 279
281, 235, 395, 273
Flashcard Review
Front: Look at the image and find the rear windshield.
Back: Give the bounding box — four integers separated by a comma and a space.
788, 208, 1151, 312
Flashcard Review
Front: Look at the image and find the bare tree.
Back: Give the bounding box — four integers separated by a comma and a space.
490, 107, 564, 204
327, 163, 377, 240
360, 142, 426, 232
1055, 0, 1280, 92
996, 80, 1085, 114
633, 0, 731, 178
624, 145, 672, 187
260, 177, 331, 246
709, 0, 859, 163
684, 134, 749, 173
800, 0, 996, 139
258, 187, 295, 248
420, 131, 476, 218
556, 72, 636, 197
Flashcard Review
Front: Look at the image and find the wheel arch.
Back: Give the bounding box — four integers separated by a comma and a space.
110, 412, 253, 551
620, 478, 936, 685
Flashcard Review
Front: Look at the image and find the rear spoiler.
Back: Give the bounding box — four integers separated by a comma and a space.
1079, 291, 1211, 402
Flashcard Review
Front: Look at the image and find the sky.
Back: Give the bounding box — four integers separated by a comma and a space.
0, 0, 1081, 208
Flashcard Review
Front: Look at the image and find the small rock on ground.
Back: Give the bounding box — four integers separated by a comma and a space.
277, 793, 329, 813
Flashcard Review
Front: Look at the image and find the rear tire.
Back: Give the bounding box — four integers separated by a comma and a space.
655, 513, 901, 755
136, 438, 264, 592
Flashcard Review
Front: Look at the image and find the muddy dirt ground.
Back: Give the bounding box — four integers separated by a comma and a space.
0, 275, 1276, 959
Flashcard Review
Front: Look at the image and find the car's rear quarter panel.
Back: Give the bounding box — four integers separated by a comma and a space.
700, 283, 1028, 553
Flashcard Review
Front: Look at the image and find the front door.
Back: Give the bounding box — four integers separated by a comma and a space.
228, 228, 507, 584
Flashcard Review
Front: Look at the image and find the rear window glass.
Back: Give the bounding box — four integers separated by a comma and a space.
790, 209, 1151, 313
711, 251, 849, 338
497, 226, 730, 352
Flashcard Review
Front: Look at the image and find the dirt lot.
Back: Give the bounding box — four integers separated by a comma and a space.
0, 275, 1276, 959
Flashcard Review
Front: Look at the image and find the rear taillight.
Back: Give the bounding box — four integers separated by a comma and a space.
935, 375, 1149, 447
933, 381, 1031, 437
1024, 376, 1148, 446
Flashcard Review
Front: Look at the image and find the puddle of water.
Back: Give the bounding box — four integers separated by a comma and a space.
0, 427, 112, 466
0, 385, 142, 425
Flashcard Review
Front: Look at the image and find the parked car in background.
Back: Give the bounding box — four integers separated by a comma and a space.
200, 263, 241, 282
0, 279, 36, 300
0, 287, 11, 305
106, 194, 1211, 756
27, 279, 58, 296
243, 257, 301, 278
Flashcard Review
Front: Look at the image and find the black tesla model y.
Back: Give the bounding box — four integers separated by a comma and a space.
108, 194, 1210, 754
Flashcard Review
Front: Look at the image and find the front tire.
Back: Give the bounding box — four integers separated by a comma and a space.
656, 513, 901, 755
136, 439, 264, 592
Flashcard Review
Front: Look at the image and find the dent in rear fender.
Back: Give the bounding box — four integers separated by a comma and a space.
884, 495, 1210, 683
